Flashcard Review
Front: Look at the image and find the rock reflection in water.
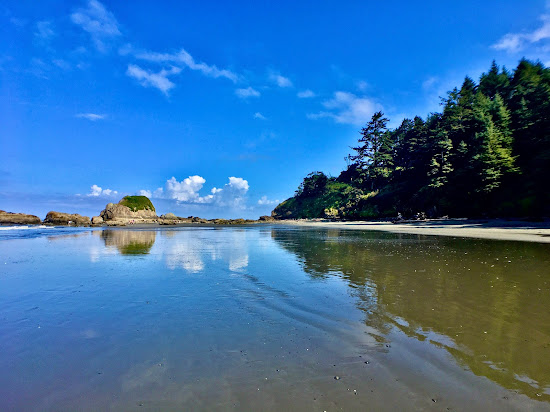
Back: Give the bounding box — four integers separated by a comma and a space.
271, 228, 550, 401
100, 230, 157, 255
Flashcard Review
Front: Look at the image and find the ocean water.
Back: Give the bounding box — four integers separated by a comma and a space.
1, 225, 549, 411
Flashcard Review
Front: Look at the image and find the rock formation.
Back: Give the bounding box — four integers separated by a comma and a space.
0, 210, 41, 225
43, 211, 91, 226
99, 196, 158, 225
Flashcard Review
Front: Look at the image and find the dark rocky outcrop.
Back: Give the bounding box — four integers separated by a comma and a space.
43, 211, 91, 226
259, 215, 275, 222
0, 210, 41, 225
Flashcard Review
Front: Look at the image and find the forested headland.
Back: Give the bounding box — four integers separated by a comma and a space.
273, 59, 550, 220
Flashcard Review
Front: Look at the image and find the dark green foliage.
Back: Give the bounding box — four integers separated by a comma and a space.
273, 59, 550, 219
296, 172, 329, 197
118, 196, 156, 212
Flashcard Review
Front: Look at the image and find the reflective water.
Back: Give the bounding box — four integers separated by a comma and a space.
1, 226, 549, 411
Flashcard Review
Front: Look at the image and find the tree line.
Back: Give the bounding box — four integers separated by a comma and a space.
273, 59, 550, 219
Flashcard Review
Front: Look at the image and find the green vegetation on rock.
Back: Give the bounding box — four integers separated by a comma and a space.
118, 196, 156, 212
273, 59, 550, 220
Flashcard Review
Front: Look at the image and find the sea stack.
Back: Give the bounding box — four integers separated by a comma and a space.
99, 195, 158, 226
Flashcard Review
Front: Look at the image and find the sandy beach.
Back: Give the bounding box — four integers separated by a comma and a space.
279, 218, 550, 243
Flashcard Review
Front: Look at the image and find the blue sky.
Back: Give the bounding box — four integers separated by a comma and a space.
2, 1, 550, 219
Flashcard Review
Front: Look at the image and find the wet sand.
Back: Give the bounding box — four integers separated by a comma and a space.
282, 219, 550, 243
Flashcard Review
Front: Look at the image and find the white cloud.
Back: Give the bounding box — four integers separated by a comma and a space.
308, 91, 382, 126
210, 177, 249, 208
257, 195, 279, 205
253, 112, 266, 120
35, 21, 55, 40
227, 177, 249, 191
165, 176, 206, 202
71, 0, 121, 52
76, 113, 106, 121
492, 14, 550, 52
126, 64, 181, 95
297, 89, 315, 98
269, 72, 293, 88
235, 87, 260, 98
141, 176, 250, 209
87, 184, 118, 197
135, 49, 238, 82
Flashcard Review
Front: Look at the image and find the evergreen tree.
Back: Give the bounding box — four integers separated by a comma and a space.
349, 111, 393, 190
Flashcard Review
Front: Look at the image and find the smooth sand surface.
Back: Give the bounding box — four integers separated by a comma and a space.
280, 218, 550, 243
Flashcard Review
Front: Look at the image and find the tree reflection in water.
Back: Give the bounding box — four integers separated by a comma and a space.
271, 227, 550, 401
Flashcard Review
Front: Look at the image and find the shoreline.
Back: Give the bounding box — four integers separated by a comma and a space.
278, 218, 550, 243
3, 218, 550, 243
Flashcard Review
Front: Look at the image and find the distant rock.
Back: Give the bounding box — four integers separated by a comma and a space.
91, 216, 104, 225
99, 196, 158, 225
160, 213, 177, 220
0, 210, 41, 225
209, 218, 256, 225
44, 211, 90, 226
259, 215, 275, 222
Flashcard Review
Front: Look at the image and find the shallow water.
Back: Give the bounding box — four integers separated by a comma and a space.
1, 226, 549, 411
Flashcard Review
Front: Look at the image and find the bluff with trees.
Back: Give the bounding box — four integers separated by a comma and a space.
272, 59, 550, 220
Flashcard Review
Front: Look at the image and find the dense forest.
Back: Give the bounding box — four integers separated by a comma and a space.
273, 59, 550, 220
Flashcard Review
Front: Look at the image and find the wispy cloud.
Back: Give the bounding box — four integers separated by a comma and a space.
135, 49, 239, 83
71, 0, 121, 52
76, 113, 106, 121
235, 87, 260, 99
308, 91, 382, 126
492, 14, 550, 52
257, 195, 279, 205
9, 17, 27, 28
297, 89, 315, 98
87, 184, 117, 197
269, 72, 293, 88
35, 21, 55, 41
253, 112, 266, 120
126, 64, 182, 95
356, 80, 369, 92
422, 76, 439, 91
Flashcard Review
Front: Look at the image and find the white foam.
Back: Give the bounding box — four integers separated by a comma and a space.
0, 225, 53, 231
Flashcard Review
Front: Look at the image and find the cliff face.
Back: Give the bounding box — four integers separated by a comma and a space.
43, 211, 91, 226
0, 210, 41, 225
